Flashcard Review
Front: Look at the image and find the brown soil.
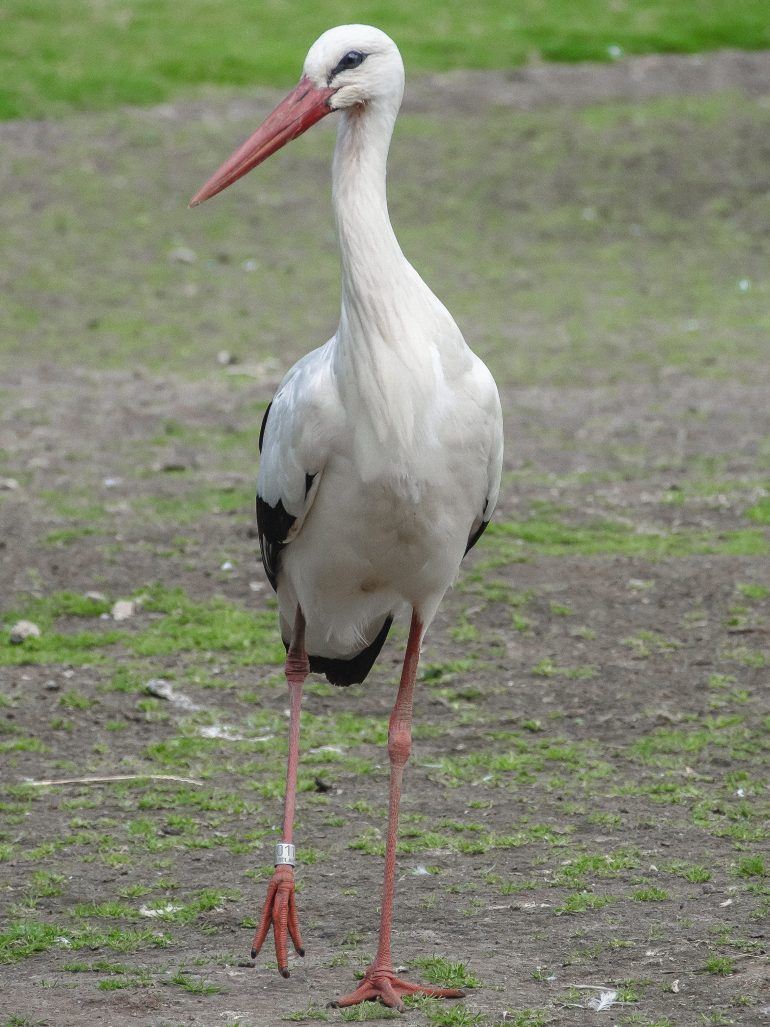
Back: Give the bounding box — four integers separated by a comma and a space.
1, 50, 769, 1027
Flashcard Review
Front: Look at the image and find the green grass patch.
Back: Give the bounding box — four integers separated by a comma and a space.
554, 849, 639, 886
556, 891, 614, 914
0, 584, 284, 667
129, 585, 283, 662
168, 969, 223, 995
0, 919, 171, 964
665, 862, 712, 884
484, 518, 767, 560
531, 658, 596, 679
631, 715, 768, 765
702, 955, 735, 975
735, 856, 766, 878
631, 886, 669, 901
745, 497, 770, 524
414, 956, 481, 989
142, 486, 252, 523
4, 1, 770, 120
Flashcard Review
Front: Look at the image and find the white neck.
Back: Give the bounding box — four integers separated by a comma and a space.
329, 96, 464, 467
332, 98, 418, 342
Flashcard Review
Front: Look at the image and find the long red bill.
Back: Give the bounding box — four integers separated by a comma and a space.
189, 77, 336, 207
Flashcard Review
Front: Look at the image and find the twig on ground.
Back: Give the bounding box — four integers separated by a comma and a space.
24, 774, 204, 787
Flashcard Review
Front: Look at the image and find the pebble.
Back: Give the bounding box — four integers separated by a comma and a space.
0, 477, 19, 491
10, 620, 41, 644
111, 599, 136, 621
168, 246, 197, 264
217, 350, 239, 366
145, 678, 174, 700
85, 591, 107, 602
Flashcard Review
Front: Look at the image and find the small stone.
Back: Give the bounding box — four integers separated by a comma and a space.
111, 599, 136, 621
145, 678, 174, 700
85, 591, 107, 602
217, 350, 239, 366
44, 680, 60, 692
0, 478, 19, 491
168, 246, 197, 264
10, 620, 41, 644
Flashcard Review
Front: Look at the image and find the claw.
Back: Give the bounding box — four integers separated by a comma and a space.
333, 964, 466, 1009
250, 865, 304, 977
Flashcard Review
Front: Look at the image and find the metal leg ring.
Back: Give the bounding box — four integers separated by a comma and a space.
275, 842, 296, 867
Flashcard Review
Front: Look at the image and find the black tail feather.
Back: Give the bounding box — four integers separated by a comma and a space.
306, 616, 394, 686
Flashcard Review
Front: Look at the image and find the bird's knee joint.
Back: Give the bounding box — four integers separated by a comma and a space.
285, 652, 309, 684
388, 723, 411, 766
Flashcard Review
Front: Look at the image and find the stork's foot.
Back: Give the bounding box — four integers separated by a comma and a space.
250, 865, 304, 977
331, 964, 466, 1012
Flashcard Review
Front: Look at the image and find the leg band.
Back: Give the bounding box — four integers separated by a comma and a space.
275, 842, 296, 867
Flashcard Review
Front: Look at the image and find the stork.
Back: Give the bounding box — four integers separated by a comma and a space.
190, 25, 503, 1010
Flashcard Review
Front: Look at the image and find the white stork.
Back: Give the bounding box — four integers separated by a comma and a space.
190, 24, 503, 1010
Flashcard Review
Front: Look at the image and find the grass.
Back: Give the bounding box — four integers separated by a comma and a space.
735, 856, 766, 878
0, 920, 171, 964
631, 887, 669, 902
483, 518, 767, 561
702, 955, 735, 976
3, 94, 770, 390
556, 891, 614, 914
3, 1, 770, 120
168, 970, 223, 995
414, 956, 481, 989
631, 716, 769, 766
0, 584, 284, 666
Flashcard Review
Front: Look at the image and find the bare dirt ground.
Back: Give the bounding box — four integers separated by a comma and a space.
1, 52, 769, 1027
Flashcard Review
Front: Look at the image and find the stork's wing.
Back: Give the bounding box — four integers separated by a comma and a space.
256, 343, 341, 590
463, 356, 503, 557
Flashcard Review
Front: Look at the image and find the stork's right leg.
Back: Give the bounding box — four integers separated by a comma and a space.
332, 611, 466, 1010
250, 606, 307, 978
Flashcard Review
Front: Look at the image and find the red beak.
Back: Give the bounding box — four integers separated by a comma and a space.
189, 77, 336, 207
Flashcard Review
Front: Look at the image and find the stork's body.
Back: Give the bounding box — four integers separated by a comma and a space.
191, 25, 503, 1010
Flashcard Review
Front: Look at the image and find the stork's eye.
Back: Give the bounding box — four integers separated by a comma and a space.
330, 50, 367, 79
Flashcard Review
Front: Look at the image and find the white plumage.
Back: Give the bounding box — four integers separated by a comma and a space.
189, 24, 503, 1005
254, 25, 503, 667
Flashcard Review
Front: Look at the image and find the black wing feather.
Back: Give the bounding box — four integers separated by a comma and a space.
258, 402, 272, 453
464, 497, 490, 556
465, 518, 490, 556
256, 402, 317, 591
256, 401, 293, 591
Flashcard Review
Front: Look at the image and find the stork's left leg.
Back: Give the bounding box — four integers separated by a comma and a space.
250, 606, 307, 977
332, 611, 466, 1011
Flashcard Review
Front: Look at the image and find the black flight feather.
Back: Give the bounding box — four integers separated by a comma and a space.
297, 616, 394, 687
465, 519, 490, 555
256, 400, 391, 685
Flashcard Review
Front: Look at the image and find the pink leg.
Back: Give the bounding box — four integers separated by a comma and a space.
251, 607, 308, 977
332, 611, 466, 1010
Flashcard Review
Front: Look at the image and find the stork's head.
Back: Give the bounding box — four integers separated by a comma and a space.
189, 24, 403, 207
